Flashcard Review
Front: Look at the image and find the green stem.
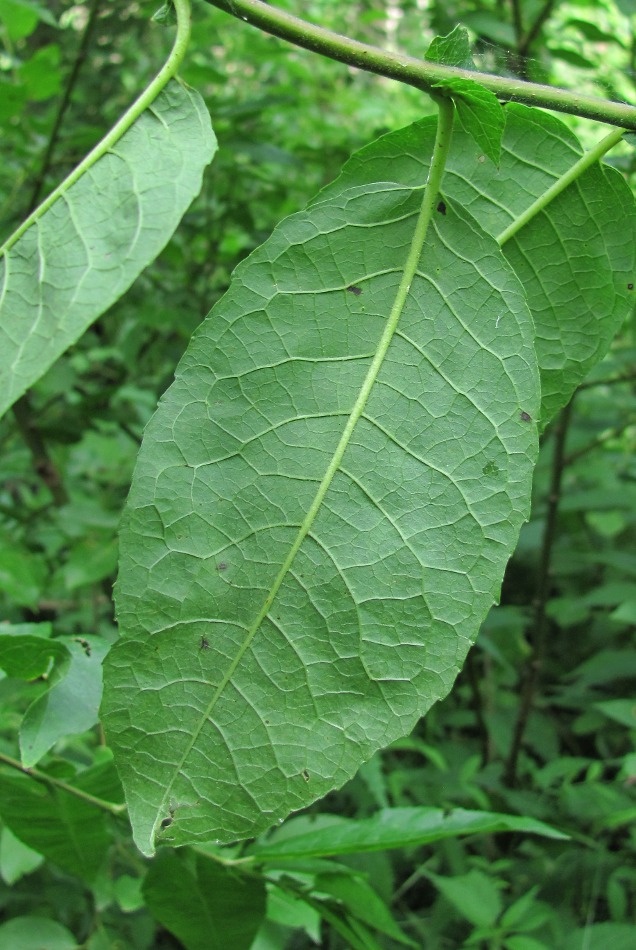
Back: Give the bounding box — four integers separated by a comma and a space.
203, 0, 636, 130
0, 751, 128, 817
155, 97, 456, 843
496, 126, 626, 246
0, 0, 192, 259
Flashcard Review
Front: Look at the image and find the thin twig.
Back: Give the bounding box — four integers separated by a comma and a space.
11, 396, 68, 506
519, 0, 557, 58
466, 649, 490, 767
9, 0, 101, 505
510, 0, 524, 47
0, 751, 127, 817
564, 417, 635, 466
505, 399, 575, 786
26, 0, 101, 213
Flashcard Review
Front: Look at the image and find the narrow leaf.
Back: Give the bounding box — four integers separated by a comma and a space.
252, 808, 568, 859
0, 79, 216, 418
317, 105, 635, 425
315, 872, 417, 947
103, 138, 539, 853
434, 78, 505, 166
143, 851, 266, 950
425, 26, 476, 70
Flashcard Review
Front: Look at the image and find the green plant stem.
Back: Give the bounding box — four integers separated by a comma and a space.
204, 0, 636, 130
0, 0, 193, 259
505, 400, 574, 786
496, 126, 625, 245
0, 751, 127, 817
154, 96, 457, 842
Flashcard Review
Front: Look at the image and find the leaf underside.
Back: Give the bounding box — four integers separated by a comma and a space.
102, 138, 540, 853
0, 80, 216, 418
319, 103, 635, 426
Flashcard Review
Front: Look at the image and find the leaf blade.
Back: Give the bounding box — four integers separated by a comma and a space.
252, 807, 568, 859
103, 164, 539, 853
0, 79, 216, 417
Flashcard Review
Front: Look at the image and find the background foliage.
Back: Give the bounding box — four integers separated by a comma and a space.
0, 0, 635, 947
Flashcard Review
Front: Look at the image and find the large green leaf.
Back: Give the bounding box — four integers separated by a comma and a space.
318, 104, 635, 425
0, 79, 216, 418
143, 850, 266, 950
103, 143, 540, 853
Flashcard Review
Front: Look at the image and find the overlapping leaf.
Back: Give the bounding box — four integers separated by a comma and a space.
102, 150, 540, 852
317, 103, 636, 424
0, 79, 216, 417
143, 851, 266, 950
0, 760, 122, 880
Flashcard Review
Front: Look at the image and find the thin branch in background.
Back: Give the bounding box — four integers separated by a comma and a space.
519, 0, 557, 58
510, 0, 524, 47
11, 396, 68, 506
26, 0, 101, 213
466, 648, 491, 767
505, 398, 575, 787
0, 751, 127, 817
10, 0, 100, 505
564, 416, 635, 467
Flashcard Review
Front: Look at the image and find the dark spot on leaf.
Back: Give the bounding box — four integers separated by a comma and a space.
437, 200, 446, 215
199, 636, 209, 650
520, 411, 532, 422
628, 283, 634, 290
347, 285, 362, 296
482, 461, 499, 477
217, 562, 227, 571
160, 816, 173, 829
301, 769, 310, 782
73, 637, 91, 657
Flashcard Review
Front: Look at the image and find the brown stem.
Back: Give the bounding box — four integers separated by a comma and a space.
10, 0, 101, 505
519, 0, 557, 58
466, 648, 490, 767
26, 0, 101, 212
510, 0, 524, 47
504, 399, 575, 787
11, 396, 68, 506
